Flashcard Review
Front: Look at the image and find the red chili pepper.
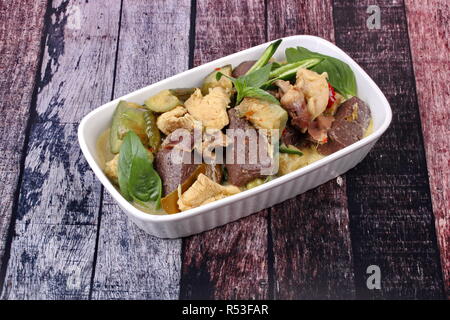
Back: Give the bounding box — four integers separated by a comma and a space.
214, 67, 221, 71
327, 83, 336, 109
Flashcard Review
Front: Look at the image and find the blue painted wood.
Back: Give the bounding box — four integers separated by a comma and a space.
0, 0, 47, 280
90, 0, 191, 300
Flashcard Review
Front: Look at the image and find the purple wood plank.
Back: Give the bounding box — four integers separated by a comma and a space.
405, 0, 450, 299
333, 0, 444, 299
91, 0, 191, 299
0, 0, 47, 277
1, 0, 120, 299
267, 0, 356, 299
180, 0, 270, 300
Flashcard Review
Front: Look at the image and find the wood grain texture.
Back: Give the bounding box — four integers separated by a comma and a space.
404, 0, 450, 299
0, 0, 47, 274
267, 0, 355, 299
333, 0, 444, 299
91, 0, 191, 300
1, 0, 120, 299
180, 0, 270, 300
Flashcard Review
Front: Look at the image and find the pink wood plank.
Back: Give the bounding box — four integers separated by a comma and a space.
266, 0, 355, 299
405, 0, 450, 298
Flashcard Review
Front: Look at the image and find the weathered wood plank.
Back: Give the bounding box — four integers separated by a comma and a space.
180, 0, 270, 300
1, 0, 120, 299
0, 0, 47, 277
267, 0, 355, 299
333, 0, 444, 299
91, 0, 191, 299
404, 0, 450, 299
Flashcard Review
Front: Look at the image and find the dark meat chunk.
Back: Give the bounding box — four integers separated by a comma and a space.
334, 96, 371, 128
281, 122, 304, 148
318, 97, 371, 155
225, 109, 273, 187
232, 60, 256, 78
155, 131, 197, 195
227, 107, 253, 130
155, 130, 222, 195
274, 80, 311, 131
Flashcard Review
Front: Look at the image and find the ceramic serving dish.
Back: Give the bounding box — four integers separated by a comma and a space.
78, 35, 392, 238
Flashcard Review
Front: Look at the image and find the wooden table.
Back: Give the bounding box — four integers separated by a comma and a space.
0, 0, 448, 300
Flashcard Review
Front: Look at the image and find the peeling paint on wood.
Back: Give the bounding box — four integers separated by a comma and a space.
0, 0, 47, 274
1, 0, 120, 299
91, 0, 191, 300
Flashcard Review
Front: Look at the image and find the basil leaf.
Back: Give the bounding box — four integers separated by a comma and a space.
285, 47, 307, 63
217, 65, 279, 105
271, 62, 282, 70
118, 131, 147, 200
233, 79, 247, 105
279, 145, 303, 156
118, 131, 162, 207
128, 156, 162, 203
242, 87, 280, 105
286, 47, 357, 98
242, 63, 272, 88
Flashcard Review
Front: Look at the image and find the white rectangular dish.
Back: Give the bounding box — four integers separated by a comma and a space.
78, 35, 392, 238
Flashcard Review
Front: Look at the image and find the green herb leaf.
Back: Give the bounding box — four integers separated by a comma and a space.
129, 156, 162, 203
242, 87, 280, 105
118, 131, 162, 207
243, 63, 272, 88
118, 131, 147, 200
286, 47, 357, 98
217, 64, 279, 105
279, 145, 304, 156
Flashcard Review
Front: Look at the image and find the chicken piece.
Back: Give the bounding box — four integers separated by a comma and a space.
197, 129, 230, 161
295, 68, 329, 120
184, 87, 230, 129
104, 154, 119, 184
156, 106, 196, 135
177, 174, 240, 211
275, 80, 310, 131
236, 97, 288, 131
